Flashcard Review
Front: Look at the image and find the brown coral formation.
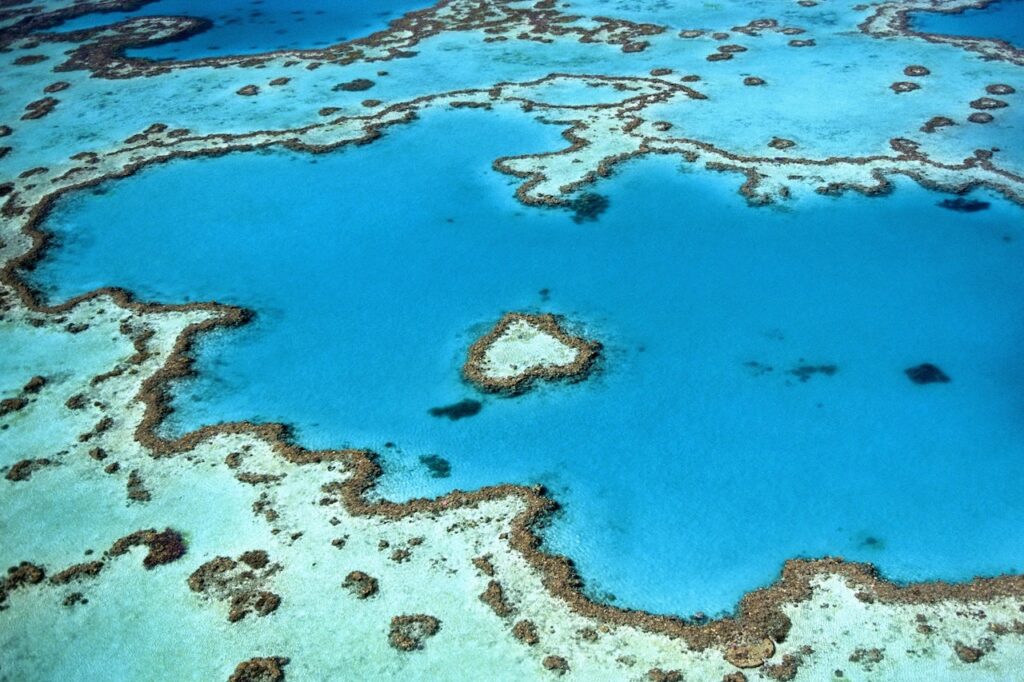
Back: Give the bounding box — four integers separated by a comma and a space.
236, 85, 260, 96
724, 638, 776, 668
334, 78, 375, 92
970, 97, 1008, 110
342, 570, 378, 599
13, 54, 48, 66
954, 641, 984, 663
512, 619, 540, 645
227, 657, 289, 682
763, 654, 800, 680
49, 560, 104, 585
921, 116, 955, 133
480, 579, 515, 617
743, 76, 766, 86
903, 65, 930, 77
968, 112, 994, 124
5, 457, 55, 482
542, 655, 570, 674
768, 137, 796, 150
21, 97, 58, 120
985, 84, 1015, 95
108, 528, 186, 569
126, 469, 151, 502
890, 81, 920, 93
462, 312, 600, 394
1, 562, 46, 608
0, 396, 28, 416
188, 551, 281, 622
389, 614, 441, 651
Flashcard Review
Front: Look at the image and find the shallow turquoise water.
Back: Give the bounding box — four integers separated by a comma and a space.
30, 107, 1024, 616
51, 0, 430, 59
912, 0, 1024, 48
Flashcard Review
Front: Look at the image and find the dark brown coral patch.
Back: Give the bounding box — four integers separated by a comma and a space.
921, 116, 955, 133
985, 84, 1015, 96
21, 97, 58, 120
236, 85, 260, 96
480, 580, 515, 617
333, 78, 375, 92
0, 397, 28, 416
43, 81, 71, 94
903, 65, 930, 77
724, 638, 775, 668
968, 112, 994, 124
648, 669, 683, 682
342, 570, 379, 599
788, 39, 816, 47
5, 458, 55, 482
268, 77, 290, 86
890, 81, 920, 93
126, 469, 151, 502
389, 614, 441, 651
13, 54, 48, 66
227, 657, 289, 682
970, 97, 1008, 110
954, 642, 984, 663
768, 137, 796, 150
108, 528, 186, 569
49, 561, 104, 585
1, 561, 45, 607
542, 655, 570, 675
22, 375, 46, 393
188, 552, 281, 622
743, 76, 766, 86
512, 619, 539, 645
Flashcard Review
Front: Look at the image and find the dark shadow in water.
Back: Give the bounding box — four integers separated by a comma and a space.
419, 454, 452, 478
938, 197, 990, 213
427, 399, 483, 420
570, 193, 610, 223
787, 363, 838, 383
905, 363, 951, 384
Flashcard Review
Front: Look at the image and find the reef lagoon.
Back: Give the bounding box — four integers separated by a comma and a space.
911, 0, 1024, 49
2, 0, 1024, 680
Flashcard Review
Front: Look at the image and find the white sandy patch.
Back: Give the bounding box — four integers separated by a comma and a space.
480, 319, 579, 380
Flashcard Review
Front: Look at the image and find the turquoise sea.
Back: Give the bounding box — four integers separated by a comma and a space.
31, 106, 1024, 616
5, 0, 1024, 677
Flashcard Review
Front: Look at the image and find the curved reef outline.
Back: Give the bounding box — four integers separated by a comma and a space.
463, 312, 601, 394
2, 0, 1024, 673
860, 0, 1024, 66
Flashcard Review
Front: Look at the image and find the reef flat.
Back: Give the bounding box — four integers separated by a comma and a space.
2, 0, 1023, 680
463, 312, 600, 394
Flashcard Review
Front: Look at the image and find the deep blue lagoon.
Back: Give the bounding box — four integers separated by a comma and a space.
911, 0, 1024, 48
30, 107, 1024, 616
52, 0, 431, 59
